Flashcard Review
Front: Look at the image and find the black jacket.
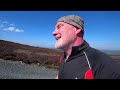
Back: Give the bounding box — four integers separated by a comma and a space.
58, 40, 120, 79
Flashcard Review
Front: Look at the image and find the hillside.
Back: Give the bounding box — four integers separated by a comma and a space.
0, 40, 120, 69
0, 40, 63, 69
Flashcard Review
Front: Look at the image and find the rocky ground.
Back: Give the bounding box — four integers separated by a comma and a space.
0, 59, 58, 79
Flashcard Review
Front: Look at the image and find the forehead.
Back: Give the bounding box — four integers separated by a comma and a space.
56, 22, 65, 26
56, 21, 72, 27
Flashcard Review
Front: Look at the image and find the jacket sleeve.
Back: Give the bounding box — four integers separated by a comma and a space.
96, 62, 120, 79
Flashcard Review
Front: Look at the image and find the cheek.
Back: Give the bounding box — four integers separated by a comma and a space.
60, 26, 76, 41
68, 29, 76, 37
62, 31, 76, 41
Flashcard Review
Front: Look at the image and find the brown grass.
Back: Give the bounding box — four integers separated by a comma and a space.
0, 40, 120, 69
0, 40, 62, 69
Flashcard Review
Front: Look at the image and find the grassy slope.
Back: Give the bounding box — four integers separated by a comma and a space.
0, 40, 63, 69
0, 40, 120, 69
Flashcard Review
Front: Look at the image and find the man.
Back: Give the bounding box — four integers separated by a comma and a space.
52, 15, 120, 79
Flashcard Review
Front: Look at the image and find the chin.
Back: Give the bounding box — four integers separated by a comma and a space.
55, 44, 59, 49
55, 45, 60, 49
55, 44, 62, 49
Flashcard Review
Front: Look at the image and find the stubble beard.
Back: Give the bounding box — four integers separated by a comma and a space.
55, 39, 71, 50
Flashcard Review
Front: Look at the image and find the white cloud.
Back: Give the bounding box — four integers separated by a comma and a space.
4, 27, 15, 32
0, 20, 24, 33
10, 23, 15, 26
8, 27, 15, 31
4, 26, 24, 32
15, 29, 24, 32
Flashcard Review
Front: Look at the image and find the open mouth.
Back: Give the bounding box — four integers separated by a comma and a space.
55, 37, 61, 40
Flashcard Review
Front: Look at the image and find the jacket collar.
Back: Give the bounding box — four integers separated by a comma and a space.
63, 40, 90, 61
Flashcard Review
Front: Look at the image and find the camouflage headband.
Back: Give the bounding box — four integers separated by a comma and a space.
57, 15, 84, 31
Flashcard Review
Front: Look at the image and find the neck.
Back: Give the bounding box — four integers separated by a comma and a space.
64, 38, 83, 60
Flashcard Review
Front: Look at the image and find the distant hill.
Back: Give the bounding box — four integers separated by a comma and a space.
100, 50, 120, 64
101, 50, 120, 56
0, 40, 63, 69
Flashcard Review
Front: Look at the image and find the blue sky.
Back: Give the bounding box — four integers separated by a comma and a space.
0, 11, 120, 50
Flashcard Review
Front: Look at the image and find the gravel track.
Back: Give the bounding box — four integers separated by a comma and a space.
0, 59, 58, 79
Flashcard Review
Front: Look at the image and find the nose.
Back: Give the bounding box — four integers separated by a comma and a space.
52, 29, 58, 36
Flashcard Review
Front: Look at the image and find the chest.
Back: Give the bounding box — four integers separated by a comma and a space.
59, 56, 90, 79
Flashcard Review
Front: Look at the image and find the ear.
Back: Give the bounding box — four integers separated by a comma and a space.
75, 28, 82, 37
75, 28, 82, 34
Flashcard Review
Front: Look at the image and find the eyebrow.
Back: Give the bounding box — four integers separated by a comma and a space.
56, 23, 64, 27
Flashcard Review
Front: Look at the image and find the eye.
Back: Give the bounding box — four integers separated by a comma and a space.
57, 24, 62, 29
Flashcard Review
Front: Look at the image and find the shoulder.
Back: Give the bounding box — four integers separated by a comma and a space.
84, 47, 120, 79
86, 47, 114, 63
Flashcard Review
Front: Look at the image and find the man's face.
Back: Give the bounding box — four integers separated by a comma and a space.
52, 22, 77, 50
